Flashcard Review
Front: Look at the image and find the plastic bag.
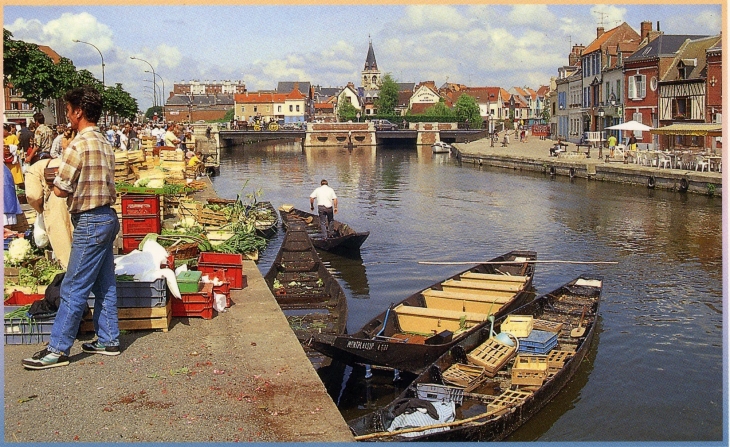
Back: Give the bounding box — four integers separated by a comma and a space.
213, 293, 227, 313
33, 213, 50, 248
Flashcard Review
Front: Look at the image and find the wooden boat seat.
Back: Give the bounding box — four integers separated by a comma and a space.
460, 272, 529, 283
442, 278, 523, 292
393, 303, 489, 334
440, 283, 516, 298
422, 289, 509, 315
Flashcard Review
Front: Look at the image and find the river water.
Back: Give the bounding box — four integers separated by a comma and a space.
210, 140, 723, 442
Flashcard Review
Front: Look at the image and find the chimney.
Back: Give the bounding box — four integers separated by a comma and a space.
597, 27, 605, 38
641, 21, 653, 40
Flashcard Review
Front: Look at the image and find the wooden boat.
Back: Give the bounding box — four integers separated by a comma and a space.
263, 220, 348, 369
431, 141, 453, 153
307, 250, 537, 375
278, 205, 369, 253
249, 201, 279, 239
348, 275, 603, 442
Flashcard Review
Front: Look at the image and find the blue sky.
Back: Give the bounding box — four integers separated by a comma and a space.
4, 4, 723, 111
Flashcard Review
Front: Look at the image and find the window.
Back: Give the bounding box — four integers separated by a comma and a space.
296, 105, 300, 112
632, 112, 644, 138
628, 74, 646, 99
289, 105, 293, 112
615, 80, 621, 102
278, 105, 281, 112
672, 97, 689, 119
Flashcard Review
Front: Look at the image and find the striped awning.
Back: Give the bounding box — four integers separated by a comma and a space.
651, 123, 722, 136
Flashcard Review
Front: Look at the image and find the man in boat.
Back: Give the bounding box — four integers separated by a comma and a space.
309, 179, 338, 239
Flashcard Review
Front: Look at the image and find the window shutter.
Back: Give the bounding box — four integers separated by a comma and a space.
639, 75, 646, 98
628, 77, 636, 99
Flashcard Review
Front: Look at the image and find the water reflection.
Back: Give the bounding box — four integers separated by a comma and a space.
212, 141, 723, 442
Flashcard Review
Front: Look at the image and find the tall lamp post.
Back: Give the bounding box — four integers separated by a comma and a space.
73, 39, 105, 124
145, 70, 165, 122
130, 56, 157, 110
597, 107, 605, 159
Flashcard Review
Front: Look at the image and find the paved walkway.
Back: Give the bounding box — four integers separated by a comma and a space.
454, 133, 722, 186
3, 179, 354, 443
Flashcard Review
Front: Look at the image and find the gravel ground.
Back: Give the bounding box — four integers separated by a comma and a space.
4, 261, 353, 443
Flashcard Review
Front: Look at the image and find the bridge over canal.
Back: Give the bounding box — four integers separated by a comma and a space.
218, 123, 488, 148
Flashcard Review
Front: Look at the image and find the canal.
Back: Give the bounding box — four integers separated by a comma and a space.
211, 141, 723, 442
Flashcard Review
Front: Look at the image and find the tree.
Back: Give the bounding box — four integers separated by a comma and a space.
422, 99, 455, 119
145, 106, 163, 121
453, 94, 480, 128
375, 73, 399, 116
337, 96, 359, 122
4, 29, 58, 110
104, 83, 138, 121
541, 108, 551, 124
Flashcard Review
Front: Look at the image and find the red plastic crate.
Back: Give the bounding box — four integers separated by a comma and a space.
5, 290, 45, 306
122, 234, 146, 254
171, 283, 213, 319
201, 269, 232, 307
121, 194, 160, 216
122, 216, 161, 236
197, 252, 244, 289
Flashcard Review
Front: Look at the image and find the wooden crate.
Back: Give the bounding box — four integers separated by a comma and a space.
511, 369, 546, 386
501, 315, 533, 337
442, 363, 485, 389
546, 350, 572, 369
177, 200, 202, 219
513, 354, 548, 371
160, 150, 184, 162
466, 337, 516, 377
198, 207, 229, 226
487, 389, 532, 413
80, 299, 171, 333
533, 319, 564, 333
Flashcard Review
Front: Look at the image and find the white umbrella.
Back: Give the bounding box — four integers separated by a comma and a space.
605, 120, 653, 131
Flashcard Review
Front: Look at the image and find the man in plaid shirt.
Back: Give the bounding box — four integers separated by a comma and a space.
23, 86, 121, 370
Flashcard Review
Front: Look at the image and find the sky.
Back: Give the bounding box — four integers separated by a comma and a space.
3, 3, 724, 112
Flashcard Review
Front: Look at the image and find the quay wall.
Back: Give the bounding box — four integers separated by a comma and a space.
455, 149, 722, 196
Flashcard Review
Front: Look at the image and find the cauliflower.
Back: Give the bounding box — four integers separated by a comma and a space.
6, 238, 33, 265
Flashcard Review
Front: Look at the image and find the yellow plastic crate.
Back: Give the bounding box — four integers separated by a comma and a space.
501, 315, 534, 337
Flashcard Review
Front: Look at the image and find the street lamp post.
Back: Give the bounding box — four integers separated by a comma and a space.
597, 107, 605, 160
130, 56, 157, 110
145, 70, 165, 122
73, 39, 105, 124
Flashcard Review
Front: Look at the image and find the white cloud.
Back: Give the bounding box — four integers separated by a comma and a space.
7, 13, 114, 55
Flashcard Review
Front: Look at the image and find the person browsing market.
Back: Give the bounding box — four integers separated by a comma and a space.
22, 85, 120, 370
309, 179, 338, 239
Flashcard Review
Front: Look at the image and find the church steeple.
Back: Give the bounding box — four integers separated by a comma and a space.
362, 36, 381, 90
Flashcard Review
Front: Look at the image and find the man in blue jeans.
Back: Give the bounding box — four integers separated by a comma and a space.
23, 85, 120, 370
309, 179, 338, 239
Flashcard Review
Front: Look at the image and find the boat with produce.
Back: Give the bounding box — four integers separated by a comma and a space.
278, 205, 369, 254
348, 275, 603, 442
307, 250, 537, 375
249, 201, 279, 239
263, 220, 348, 369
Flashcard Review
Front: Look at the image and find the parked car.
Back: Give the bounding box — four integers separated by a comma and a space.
371, 119, 398, 131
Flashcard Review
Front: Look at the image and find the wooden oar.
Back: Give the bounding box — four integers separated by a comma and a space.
419, 260, 618, 265
570, 305, 587, 338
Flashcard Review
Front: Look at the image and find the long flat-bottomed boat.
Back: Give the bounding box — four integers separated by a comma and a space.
348, 275, 603, 441
263, 220, 348, 369
278, 206, 369, 254
307, 250, 537, 375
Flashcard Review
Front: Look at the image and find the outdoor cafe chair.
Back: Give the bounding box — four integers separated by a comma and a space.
657, 153, 671, 169
695, 155, 709, 172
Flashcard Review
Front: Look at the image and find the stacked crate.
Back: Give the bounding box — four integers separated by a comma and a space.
81, 277, 171, 332
120, 194, 161, 254
3, 291, 50, 345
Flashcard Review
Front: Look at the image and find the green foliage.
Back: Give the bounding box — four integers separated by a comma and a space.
541, 108, 551, 124
707, 183, 716, 197
422, 100, 455, 119
337, 98, 359, 122
104, 83, 138, 121
145, 106, 164, 120
222, 108, 235, 122
453, 94, 481, 128
4, 29, 59, 109
375, 73, 399, 115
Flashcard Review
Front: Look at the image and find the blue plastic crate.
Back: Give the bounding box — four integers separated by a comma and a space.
4, 235, 17, 251
517, 329, 558, 355
4, 306, 54, 345
87, 277, 167, 308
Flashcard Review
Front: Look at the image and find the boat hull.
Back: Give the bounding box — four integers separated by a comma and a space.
309, 250, 537, 374
279, 207, 369, 253
348, 275, 603, 441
